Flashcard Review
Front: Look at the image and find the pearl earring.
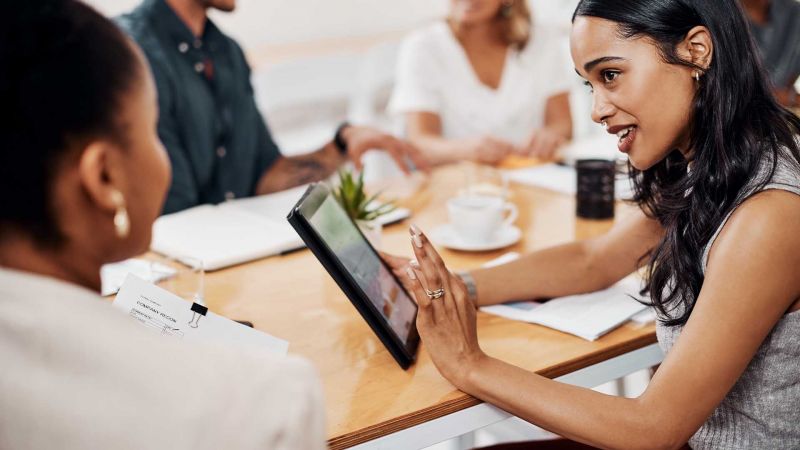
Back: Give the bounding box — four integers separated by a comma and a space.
111, 190, 130, 239
693, 71, 701, 82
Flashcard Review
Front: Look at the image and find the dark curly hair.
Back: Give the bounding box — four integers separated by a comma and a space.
0, 0, 140, 247
573, 0, 800, 327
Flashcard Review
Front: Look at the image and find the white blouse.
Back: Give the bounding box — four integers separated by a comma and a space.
0, 267, 325, 450
388, 21, 573, 146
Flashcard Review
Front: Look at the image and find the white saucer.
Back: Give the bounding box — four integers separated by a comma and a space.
429, 224, 522, 252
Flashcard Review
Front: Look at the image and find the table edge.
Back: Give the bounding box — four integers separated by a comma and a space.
327, 330, 657, 449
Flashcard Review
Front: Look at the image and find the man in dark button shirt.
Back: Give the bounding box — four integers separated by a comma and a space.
118, 0, 428, 214
741, 0, 800, 108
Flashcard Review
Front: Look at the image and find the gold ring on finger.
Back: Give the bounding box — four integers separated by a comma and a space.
425, 287, 445, 300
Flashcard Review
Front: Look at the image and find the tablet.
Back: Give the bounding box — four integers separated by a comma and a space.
287, 183, 419, 369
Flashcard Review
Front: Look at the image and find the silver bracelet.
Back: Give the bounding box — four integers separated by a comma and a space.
456, 270, 478, 306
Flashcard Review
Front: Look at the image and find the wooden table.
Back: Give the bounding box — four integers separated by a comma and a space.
200, 164, 658, 449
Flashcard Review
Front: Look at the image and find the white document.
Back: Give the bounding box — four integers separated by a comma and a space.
630, 307, 657, 325
481, 277, 647, 341
224, 185, 311, 225
100, 258, 176, 296
505, 163, 635, 200
151, 186, 410, 271
229, 185, 411, 228
559, 134, 621, 163
113, 274, 289, 355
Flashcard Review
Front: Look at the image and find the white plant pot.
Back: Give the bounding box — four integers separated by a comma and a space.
356, 219, 383, 249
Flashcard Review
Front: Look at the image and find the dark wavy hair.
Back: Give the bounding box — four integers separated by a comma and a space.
0, 0, 140, 247
573, 0, 800, 327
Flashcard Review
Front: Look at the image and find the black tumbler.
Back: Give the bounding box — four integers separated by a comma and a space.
576, 159, 615, 219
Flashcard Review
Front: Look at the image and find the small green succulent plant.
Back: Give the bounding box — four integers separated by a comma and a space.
332, 170, 396, 222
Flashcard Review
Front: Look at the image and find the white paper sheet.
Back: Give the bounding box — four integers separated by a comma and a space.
630, 307, 657, 325
113, 274, 289, 355
481, 277, 647, 341
505, 163, 635, 200
559, 134, 621, 163
100, 258, 176, 296
227, 189, 410, 228
222, 185, 310, 224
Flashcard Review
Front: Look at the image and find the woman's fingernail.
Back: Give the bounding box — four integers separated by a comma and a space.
412, 235, 423, 248
410, 223, 422, 236
406, 267, 417, 280
409, 259, 420, 268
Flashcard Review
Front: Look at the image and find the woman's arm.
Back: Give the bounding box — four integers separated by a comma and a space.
405, 190, 800, 450
544, 92, 573, 140
471, 207, 664, 306
523, 92, 573, 159
405, 111, 519, 166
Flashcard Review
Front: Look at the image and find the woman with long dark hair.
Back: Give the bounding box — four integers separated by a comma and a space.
386, 0, 800, 447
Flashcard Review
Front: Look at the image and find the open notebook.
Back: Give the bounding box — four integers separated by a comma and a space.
481, 277, 648, 341
477, 254, 651, 341
151, 185, 409, 271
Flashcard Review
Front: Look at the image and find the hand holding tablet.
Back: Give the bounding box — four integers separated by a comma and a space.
401, 225, 485, 389
287, 183, 420, 369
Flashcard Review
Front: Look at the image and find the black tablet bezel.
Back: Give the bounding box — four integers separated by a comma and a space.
287, 183, 419, 369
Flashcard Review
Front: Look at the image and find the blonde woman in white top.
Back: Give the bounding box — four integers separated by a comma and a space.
389, 0, 574, 165
0, 2, 324, 449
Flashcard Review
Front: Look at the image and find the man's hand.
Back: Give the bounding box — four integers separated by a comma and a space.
341, 125, 431, 174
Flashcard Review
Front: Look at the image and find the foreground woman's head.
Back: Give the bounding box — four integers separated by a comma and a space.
0, 0, 170, 288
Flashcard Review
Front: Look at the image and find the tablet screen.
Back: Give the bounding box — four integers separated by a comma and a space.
306, 195, 417, 342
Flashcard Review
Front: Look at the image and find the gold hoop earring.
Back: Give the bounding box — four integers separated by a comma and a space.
111, 190, 130, 239
693, 70, 701, 82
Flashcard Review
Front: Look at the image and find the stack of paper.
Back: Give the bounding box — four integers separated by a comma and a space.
151, 185, 410, 271
481, 277, 648, 341
505, 163, 635, 200
114, 274, 289, 355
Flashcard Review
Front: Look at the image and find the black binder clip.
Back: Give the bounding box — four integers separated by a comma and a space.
188, 302, 207, 328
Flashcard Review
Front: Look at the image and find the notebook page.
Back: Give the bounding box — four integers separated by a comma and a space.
151, 205, 303, 271
226, 185, 411, 226
482, 277, 647, 341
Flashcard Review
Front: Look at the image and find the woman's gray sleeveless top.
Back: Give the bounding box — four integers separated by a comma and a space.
655, 149, 800, 450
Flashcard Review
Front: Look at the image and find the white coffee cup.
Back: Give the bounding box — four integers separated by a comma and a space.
446, 195, 518, 244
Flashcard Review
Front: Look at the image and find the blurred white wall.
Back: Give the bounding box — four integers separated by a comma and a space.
86, 0, 578, 51
85, 0, 596, 162
86, 0, 448, 50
